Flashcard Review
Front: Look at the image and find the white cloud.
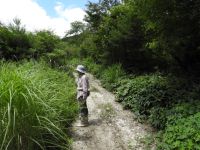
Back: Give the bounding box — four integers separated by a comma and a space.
0, 0, 86, 37
55, 2, 86, 22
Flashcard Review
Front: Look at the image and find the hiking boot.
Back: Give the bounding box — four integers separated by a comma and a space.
82, 116, 89, 126
74, 120, 89, 127
75, 122, 87, 127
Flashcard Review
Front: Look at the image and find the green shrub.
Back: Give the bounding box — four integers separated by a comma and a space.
115, 73, 188, 127
116, 74, 172, 112
148, 107, 169, 129
0, 20, 33, 60
166, 102, 200, 126
0, 61, 78, 150
81, 57, 103, 78
100, 64, 125, 91
158, 112, 200, 150
147, 101, 200, 130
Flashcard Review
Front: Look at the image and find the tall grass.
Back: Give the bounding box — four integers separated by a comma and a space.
0, 61, 78, 150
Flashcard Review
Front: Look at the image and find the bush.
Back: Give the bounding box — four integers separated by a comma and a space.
0, 61, 78, 150
0, 20, 63, 61
100, 64, 125, 91
115, 73, 190, 127
158, 112, 200, 150
0, 20, 33, 60
33, 30, 60, 57
166, 102, 200, 125
116, 74, 181, 113
148, 101, 200, 129
81, 57, 104, 78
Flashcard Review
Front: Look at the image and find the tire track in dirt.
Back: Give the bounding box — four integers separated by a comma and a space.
72, 74, 156, 150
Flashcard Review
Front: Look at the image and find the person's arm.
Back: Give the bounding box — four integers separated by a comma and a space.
76, 78, 82, 90
82, 75, 89, 99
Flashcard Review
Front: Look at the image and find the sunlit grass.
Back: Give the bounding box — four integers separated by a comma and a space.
0, 60, 78, 150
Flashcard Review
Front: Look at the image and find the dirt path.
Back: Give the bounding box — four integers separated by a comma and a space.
72, 74, 155, 150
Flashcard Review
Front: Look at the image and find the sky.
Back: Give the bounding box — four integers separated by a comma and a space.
0, 0, 98, 37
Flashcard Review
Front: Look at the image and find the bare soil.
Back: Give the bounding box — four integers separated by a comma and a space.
71, 74, 156, 150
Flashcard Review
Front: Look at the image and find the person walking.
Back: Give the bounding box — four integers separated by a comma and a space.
75, 65, 90, 127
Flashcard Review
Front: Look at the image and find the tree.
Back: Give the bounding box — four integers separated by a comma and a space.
8, 18, 25, 33
33, 30, 60, 57
84, 0, 121, 32
136, 0, 200, 74
65, 21, 86, 37
81, 0, 200, 74
84, 1, 103, 32
96, 3, 149, 69
0, 18, 32, 60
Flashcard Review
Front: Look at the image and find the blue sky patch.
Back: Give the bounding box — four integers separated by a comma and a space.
36, 0, 98, 17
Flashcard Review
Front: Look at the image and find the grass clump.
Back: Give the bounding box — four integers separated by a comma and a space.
100, 64, 125, 91
0, 61, 78, 150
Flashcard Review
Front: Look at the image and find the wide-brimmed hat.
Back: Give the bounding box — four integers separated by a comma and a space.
76, 65, 86, 73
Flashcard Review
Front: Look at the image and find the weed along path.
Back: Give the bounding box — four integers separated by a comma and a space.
72, 74, 155, 150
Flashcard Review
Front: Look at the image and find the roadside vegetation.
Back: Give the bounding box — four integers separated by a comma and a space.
0, 0, 200, 149
0, 61, 78, 150
62, 0, 200, 148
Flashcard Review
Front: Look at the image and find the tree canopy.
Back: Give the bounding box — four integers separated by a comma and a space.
76, 0, 200, 74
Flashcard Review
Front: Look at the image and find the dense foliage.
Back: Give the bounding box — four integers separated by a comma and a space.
158, 112, 200, 149
71, 1, 200, 148
0, 19, 63, 61
0, 61, 77, 150
1, 0, 200, 149
115, 74, 200, 128
76, 0, 200, 74
71, 57, 200, 149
